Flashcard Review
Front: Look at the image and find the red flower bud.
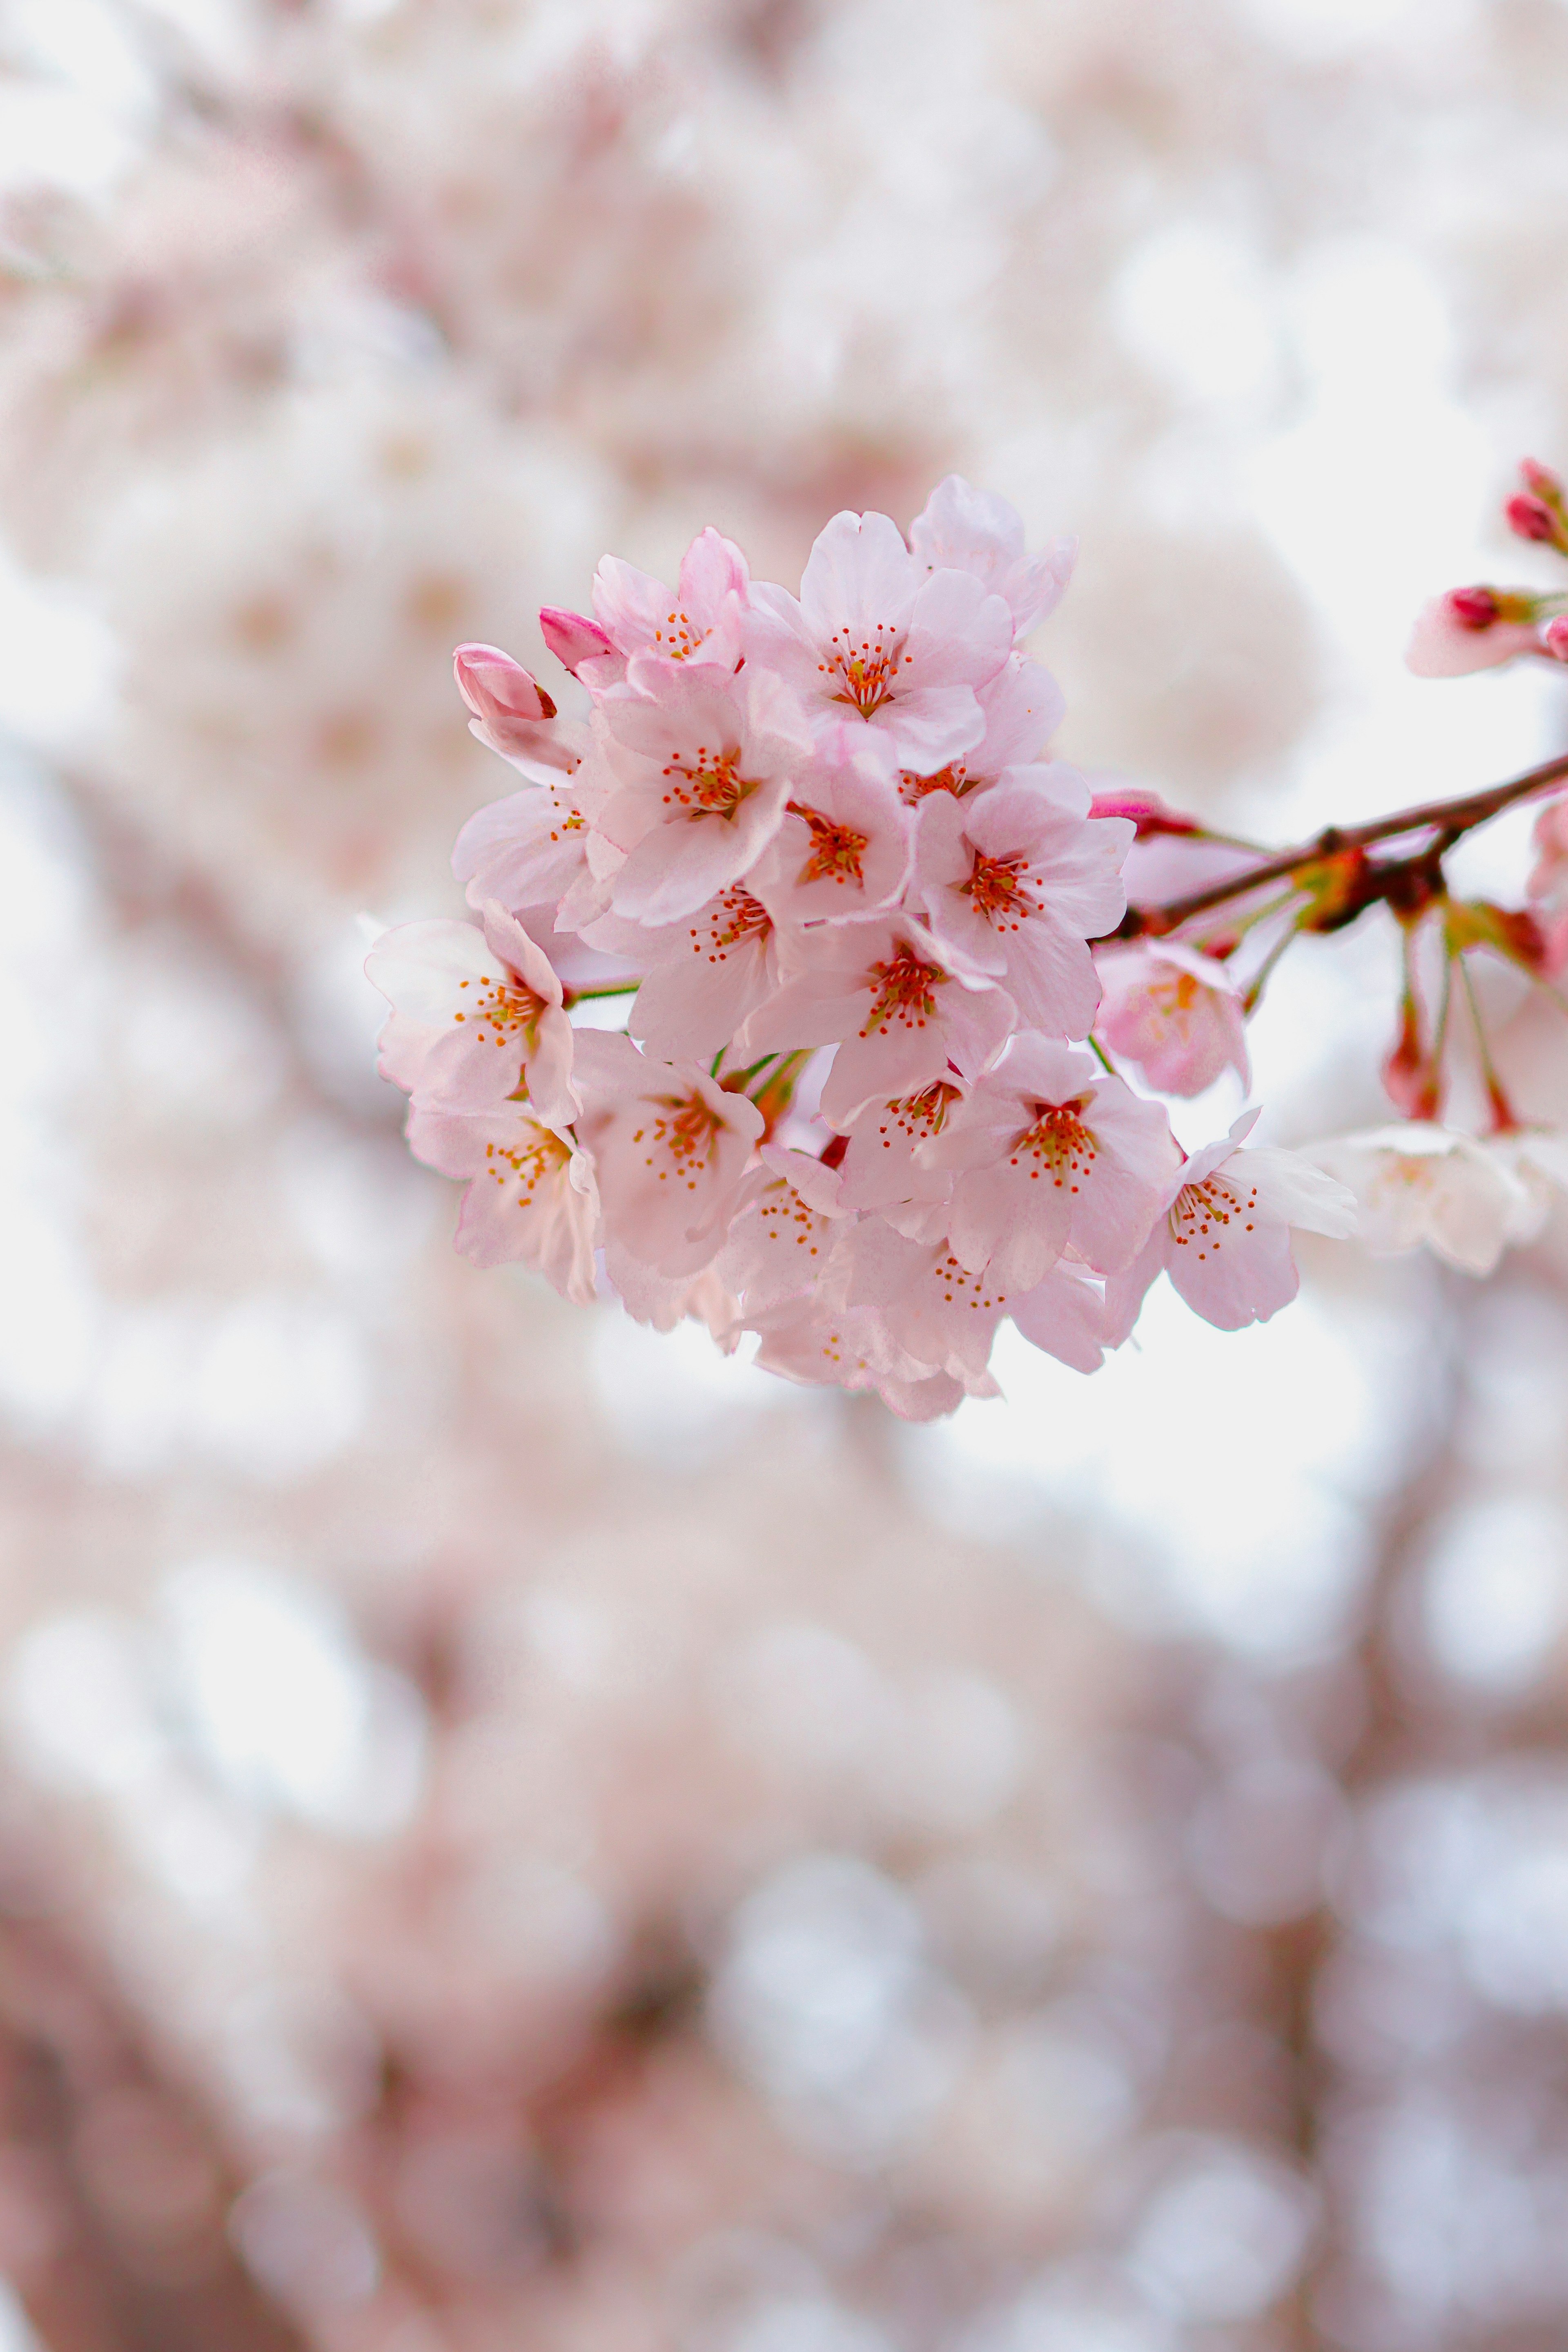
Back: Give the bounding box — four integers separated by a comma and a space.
1521, 457, 1564, 501
453, 642, 557, 724
1448, 586, 1501, 631
1506, 492, 1559, 545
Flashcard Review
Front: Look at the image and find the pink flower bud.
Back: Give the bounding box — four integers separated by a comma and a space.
1449, 585, 1501, 630
1521, 457, 1564, 501
539, 606, 615, 675
1087, 787, 1200, 837
1543, 616, 1568, 662
453, 642, 557, 725
1506, 493, 1559, 545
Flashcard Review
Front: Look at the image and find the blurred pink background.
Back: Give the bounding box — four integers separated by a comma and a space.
2, 3, 1568, 2347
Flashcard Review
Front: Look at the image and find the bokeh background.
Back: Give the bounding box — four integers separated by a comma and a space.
4, 3, 1568, 2348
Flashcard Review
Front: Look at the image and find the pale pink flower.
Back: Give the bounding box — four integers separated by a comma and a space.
745, 508, 1013, 770
717, 1147, 850, 1315
1096, 941, 1250, 1096
1405, 590, 1546, 677
572, 1029, 764, 1275
454, 642, 557, 751
836, 1079, 965, 1231
603, 1247, 741, 1341
898, 656, 1069, 806
913, 783, 1132, 1039
836, 1216, 1011, 1388
1528, 794, 1568, 906
1482, 1128, 1568, 1248
1147, 1114, 1356, 1330
452, 767, 606, 919
1009, 1256, 1122, 1373
539, 526, 750, 689
367, 901, 578, 1125
406, 1101, 598, 1301
1307, 1122, 1531, 1275
742, 913, 1014, 1129
921, 1034, 1179, 1288
580, 884, 786, 1063
592, 662, 813, 924
748, 726, 913, 928
746, 1295, 978, 1420
908, 474, 1076, 639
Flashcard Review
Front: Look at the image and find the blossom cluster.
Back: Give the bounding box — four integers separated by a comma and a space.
369, 482, 1357, 1419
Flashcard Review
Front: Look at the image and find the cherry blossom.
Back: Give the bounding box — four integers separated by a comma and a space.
1096, 940, 1250, 1097
538, 527, 750, 691
367, 901, 578, 1126
591, 662, 813, 924
586, 884, 788, 1063
898, 656, 1069, 806
572, 1029, 764, 1275
913, 778, 1131, 1038
406, 1101, 598, 1300
836, 1216, 1011, 1390
908, 474, 1076, 639
920, 1035, 1179, 1290
748, 726, 913, 928
745, 508, 1013, 770
747, 1296, 978, 1421
1009, 1257, 1122, 1374
742, 913, 1014, 1128
836, 1079, 965, 1235
717, 1147, 851, 1315
1405, 591, 1547, 677
1307, 1123, 1532, 1275
1139, 1115, 1357, 1331
452, 766, 604, 919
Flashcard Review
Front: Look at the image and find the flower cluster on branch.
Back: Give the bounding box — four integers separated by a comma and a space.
369, 471, 1568, 1417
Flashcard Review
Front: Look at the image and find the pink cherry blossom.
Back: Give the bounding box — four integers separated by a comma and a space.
913, 782, 1131, 1039
717, 1147, 850, 1315
921, 1034, 1179, 1289
908, 474, 1076, 639
836, 1079, 965, 1233
1096, 941, 1249, 1096
748, 726, 913, 928
603, 1247, 741, 1340
406, 1101, 598, 1301
1405, 591, 1546, 677
1528, 794, 1568, 906
1306, 1122, 1530, 1275
742, 913, 1014, 1129
452, 764, 606, 920
747, 1295, 978, 1420
539, 528, 749, 689
453, 641, 557, 747
745, 508, 1013, 770
836, 1216, 1011, 1388
1009, 1256, 1122, 1373
584, 884, 788, 1062
572, 1029, 763, 1275
539, 606, 615, 677
592, 663, 813, 924
1151, 1115, 1356, 1330
898, 656, 1069, 806
367, 901, 578, 1126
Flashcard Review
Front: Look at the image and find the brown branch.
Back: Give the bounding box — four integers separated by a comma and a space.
1117, 747, 1568, 940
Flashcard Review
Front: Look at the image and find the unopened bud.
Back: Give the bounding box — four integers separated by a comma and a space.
539, 606, 615, 675
1507, 492, 1559, 545
1543, 616, 1568, 662
1448, 585, 1501, 631
453, 643, 556, 723
1521, 457, 1564, 502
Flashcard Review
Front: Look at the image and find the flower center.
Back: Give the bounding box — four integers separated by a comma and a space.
899, 761, 976, 804
453, 975, 547, 1047
788, 800, 871, 887
821, 623, 913, 719
1169, 1170, 1258, 1259
651, 606, 709, 661
872, 1080, 962, 1149
1009, 1098, 1098, 1189
633, 1092, 727, 1191
860, 946, 948, 1037
662, 739, 751, 820
481, 1125, 571, 1201
962, 851, 1037, 930
687, 886, 772, 962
